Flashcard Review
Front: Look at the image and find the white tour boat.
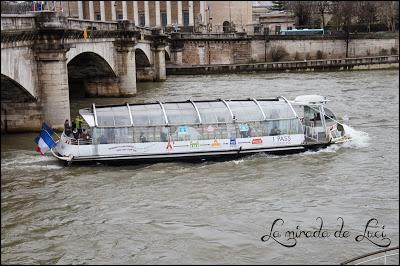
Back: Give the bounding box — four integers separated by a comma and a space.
52, 95, 351, 164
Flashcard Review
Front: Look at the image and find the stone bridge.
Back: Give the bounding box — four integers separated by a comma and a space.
1, 12, 171, 132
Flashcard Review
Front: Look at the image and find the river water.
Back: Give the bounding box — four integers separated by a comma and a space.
1, 70, 399, 264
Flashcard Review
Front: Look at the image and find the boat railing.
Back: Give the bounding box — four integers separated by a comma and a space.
61, 132, 93, 145
341, 246, 399, 265
304, 125, 318, 142
304, 125, 329, 143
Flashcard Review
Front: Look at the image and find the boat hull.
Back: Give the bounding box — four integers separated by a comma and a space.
54, 143, 330, 166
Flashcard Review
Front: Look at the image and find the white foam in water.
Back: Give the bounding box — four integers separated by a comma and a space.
300, 124, 370, 156
1, 152, 63, 170
233, 159, 244, 165
341, 124, 370, 149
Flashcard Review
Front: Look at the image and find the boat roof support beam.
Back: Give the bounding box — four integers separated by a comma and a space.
220, 99, 234, 120
127, 103, 134, 126
279, 96, 298, 118
92, 103, 98, 127
252, 98, 267, 120
157, 100, 169, 125
189, 100, 202, 124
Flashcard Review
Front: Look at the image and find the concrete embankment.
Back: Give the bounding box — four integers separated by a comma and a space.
166, 55, 399, 75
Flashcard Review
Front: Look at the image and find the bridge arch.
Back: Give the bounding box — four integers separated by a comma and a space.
1, 46, 38, 98
66, 42, 116, 72
1, 74, 36, 103
67, 52, 119, 98
135, 47, 154, 81
165, 47, 171, 63
135, 48, 152, 67
1, 74, 41, 133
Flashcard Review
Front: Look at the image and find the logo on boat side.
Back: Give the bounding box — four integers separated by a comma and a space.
251, 138, 263, 145
190, 140, 200, 149
108, 145, 136, 152
230, 137, 237, 146
239, 124, 249, 132
178, 126, 188, 135
206, 125, 214, 132
211, 139, 221, 148
166, 135, 174, 151
272, 135, 292, 145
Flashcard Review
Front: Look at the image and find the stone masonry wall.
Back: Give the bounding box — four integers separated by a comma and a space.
1, 102, 43, 133
251, 38, 399, 62
179, 36, 399, 65
182, 40, 252, 65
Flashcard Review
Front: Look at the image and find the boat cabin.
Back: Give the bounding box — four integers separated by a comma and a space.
55, 95, 348, 163
77, 97, 304, 145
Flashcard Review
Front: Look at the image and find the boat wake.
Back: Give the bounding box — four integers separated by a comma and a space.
341, 124, 370, 149
1, 151, 63, 170
302, 125, 370, 156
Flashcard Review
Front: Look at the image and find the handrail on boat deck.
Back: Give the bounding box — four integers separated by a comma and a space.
341, 246, 399, 265
62, 132, 93, 145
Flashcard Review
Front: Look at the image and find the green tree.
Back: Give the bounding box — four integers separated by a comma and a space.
287, 1, 314, 27
271, 1, 288, 11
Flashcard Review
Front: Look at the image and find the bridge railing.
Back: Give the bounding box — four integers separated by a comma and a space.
134, 26, 154, 35
1, 14, 36, 31
67, 18, 118, 31
173, 32, 249, 40
1, 14, 153, 36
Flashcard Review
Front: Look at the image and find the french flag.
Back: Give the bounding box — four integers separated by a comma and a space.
34, 123, 56, 155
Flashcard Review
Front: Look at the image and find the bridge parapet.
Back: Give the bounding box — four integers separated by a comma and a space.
171, 32, 250, 40
1, 13, 36, 31
2, 13, 160, 45
67, 18, 118, 31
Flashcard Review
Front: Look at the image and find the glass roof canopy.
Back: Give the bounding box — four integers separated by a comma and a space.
80, 98, 298, 128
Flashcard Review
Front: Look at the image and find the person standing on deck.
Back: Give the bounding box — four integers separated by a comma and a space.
75, 115, 84, 135
64, 119, 72, 136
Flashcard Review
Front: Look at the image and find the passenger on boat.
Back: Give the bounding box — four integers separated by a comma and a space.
239, 124, 250, 138
99, 134, 108, 144
72, 128, 80, 139
160, 127, 169, 142
270, 126, 281, 136
140, 132, 147, 142
75, 115, 84, 134
64, 119, 72, 136
313, 113, 321, 127
81, 129, 91, 141
247, 127, 255, 137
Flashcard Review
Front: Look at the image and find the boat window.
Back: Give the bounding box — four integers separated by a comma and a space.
112, 106, 132, 126
228, 101, 264, 121
95, 107, 115, 127
259, 118, 302, 136
92, 127, 116, 144
134, 126, 159, 142
206, 124, 228, 140
258, 101, 296, 120
114, 127, 133, 143
130, 104, 165, 126
170, 124, 204, 141
195, 102, 233, 124
163, 102, 199, 124
304, 106, 323, 127
95, 106, 132, 127
324, 107, 337, 121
